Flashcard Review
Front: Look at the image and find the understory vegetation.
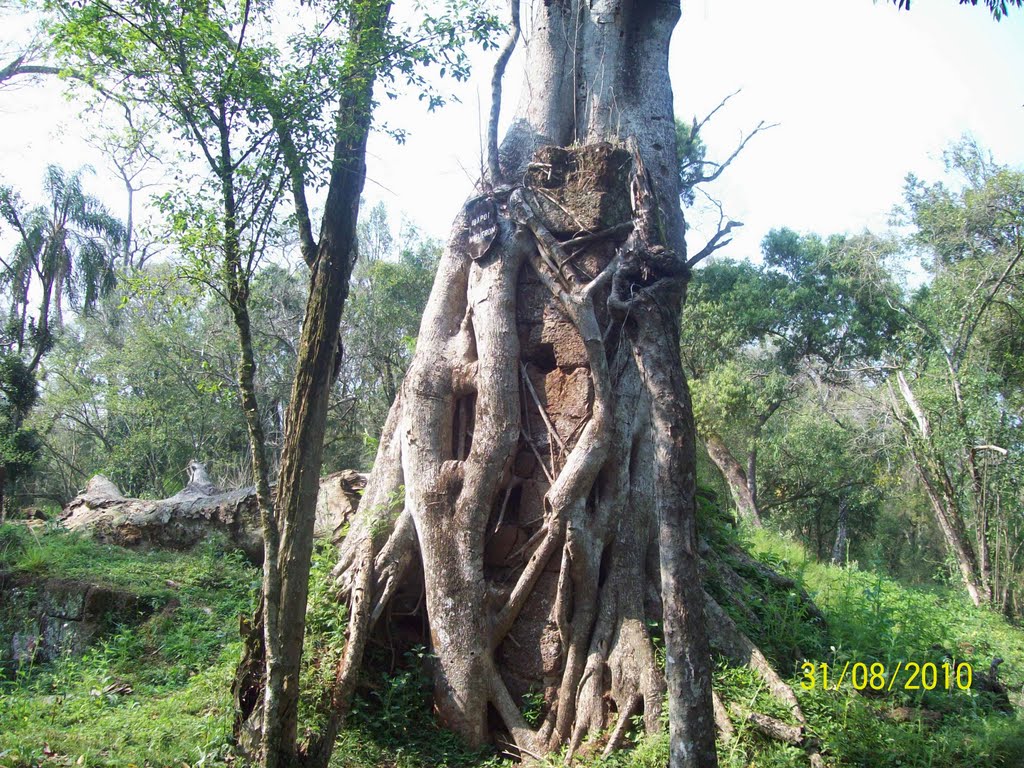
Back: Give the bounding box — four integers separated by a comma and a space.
1, 521, 1022, 768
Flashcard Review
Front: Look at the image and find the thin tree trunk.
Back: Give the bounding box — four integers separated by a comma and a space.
213, 111, 286, 768
0, 466, 7, 523
831, 499, 848, 566
28, 274, 54, 375
746, 400, 781, 511
261, 4, 391, 766
632, 307, 719, 768
746, 446, 758, 509
891, 374, 986, 605
912, 454, 985, 606
704, 432, 762, 527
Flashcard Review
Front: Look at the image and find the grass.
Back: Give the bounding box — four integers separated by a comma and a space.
1, 523, 1022, 768
725, 527, 1024, 768
0, 524, 259, 767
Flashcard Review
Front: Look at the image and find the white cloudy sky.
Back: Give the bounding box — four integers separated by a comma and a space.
1, 0, 1022, 263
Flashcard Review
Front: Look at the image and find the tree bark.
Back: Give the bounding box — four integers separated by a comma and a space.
831, 499, 848, 566
890, 373, 987, 605
314, 2, 736, 766
60, 467, 364, 562
747, 447, 758, 509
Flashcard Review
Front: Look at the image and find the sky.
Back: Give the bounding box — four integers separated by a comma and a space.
1, 0, 1022, 266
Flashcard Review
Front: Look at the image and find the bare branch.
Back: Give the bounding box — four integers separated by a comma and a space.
954, 241, 1024, 364
687, 220, 742, 268
693, 88, 741, 136
687, 194, 743, 268
688, 119, 778, 186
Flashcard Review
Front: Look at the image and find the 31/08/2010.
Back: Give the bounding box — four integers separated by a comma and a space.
799, 661, 973, 692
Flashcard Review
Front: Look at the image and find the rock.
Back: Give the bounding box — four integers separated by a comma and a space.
517, 273, 589, 371
2, 574, 151, 665
513, 449, 537, 478
523, 365, 594, 451
524, 143, 633, 237
315, 469, 366, 539
484, 525, 528, 567
62, 472, 264, 561
497, 571, 563, 702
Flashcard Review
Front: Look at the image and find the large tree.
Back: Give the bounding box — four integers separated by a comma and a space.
308, 2, 818, 767
0, 165, 124, 374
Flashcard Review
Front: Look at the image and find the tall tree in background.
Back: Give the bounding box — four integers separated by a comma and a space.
757, 389, 887, 564
26, 265, 302, 504
886, 140, 1024, 609
336, 215, 440, 468
683, 231, 901, 529
0, 166, 122, 518
0, 351, 38, 519
0, 165, 123, 374
681, 259, 785, 526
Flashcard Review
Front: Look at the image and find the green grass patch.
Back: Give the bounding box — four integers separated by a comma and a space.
0, 524, 258, 767
1, 525, 1022, 768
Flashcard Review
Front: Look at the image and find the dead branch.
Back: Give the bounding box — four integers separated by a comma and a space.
687, 117, 778, 187
729, 704, 804, 745
687, 190, 743, 267
688, 220, 743, 268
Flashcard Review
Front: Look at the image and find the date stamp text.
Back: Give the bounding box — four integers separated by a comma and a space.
800, 661, 974, 692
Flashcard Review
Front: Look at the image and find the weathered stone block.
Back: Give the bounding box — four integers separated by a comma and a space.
525, 143, 633, 237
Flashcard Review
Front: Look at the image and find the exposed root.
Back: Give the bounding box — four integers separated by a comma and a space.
704, 548, 762, 628
728, 704, 804, 746
601, 695, 640, 758
369, 511, 416, 623
257, 142, 826, 768
494, 520, 564, 644
725, 543, 827, 627
302, 539, 375, 765
711, 690, 735, 741
704, 592, 806, 724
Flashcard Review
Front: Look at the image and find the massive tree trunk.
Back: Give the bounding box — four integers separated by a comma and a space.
281, 2, 822, 766
230, 2, 819, 766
